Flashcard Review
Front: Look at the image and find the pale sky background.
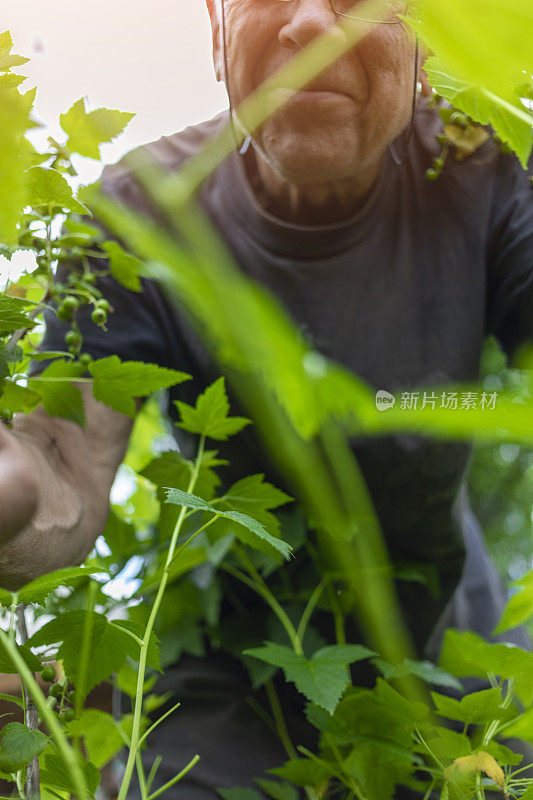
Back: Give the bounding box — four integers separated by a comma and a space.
4, 0, 228, 174
1, 1, 228, 283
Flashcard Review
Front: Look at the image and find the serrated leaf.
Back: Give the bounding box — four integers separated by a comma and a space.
28, 360, 85, 426
412, 0, 533, 101
175, 376, 251, 440
501, 707, 533, 744
17, 566, 101, 605
0, 295, 36, 335
165, 487, 214, 512
60, 97, 134, 159
243, 642, 375, 713
425, 57, 533, 167
0, 722, 47, 773
222, 474, 292, 511
431, 688, 512, 726
26, 167, 89, 215
88, 355, 190, 417
28, 610, 139, 694
165, 489, 292, 560
102, 240, 143, 291
373, 658, 463, 692
439, 629, 533, 704
0, 642, 41, 674
141, 449, 223, 501
112, 619, 161, 671
66, 709, 124, 768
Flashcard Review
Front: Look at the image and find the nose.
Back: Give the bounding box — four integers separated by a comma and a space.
278, 0, 341, 50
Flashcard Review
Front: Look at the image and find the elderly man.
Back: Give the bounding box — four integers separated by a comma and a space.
1, 0, 533, 797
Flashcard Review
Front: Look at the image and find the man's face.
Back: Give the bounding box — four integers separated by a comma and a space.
210, 0, 417, 186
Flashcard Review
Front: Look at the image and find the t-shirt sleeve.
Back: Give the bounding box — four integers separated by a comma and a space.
485, 151, 533, 365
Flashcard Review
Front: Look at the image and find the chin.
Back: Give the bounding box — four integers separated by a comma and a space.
259, 122, 362, 186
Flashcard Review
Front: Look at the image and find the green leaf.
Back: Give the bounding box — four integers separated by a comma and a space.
65, 709, 124, 768
102, 240, 143, 292
165, 487, 214, 512
60, 97, 134, 160
0, 381, 41, 414
0, 693, 23, 708
17, 567, 102, 605
0, 722, 47, 773
431, 688, 514, 726
111, 619, 162, 671
28, 610, 140, 694
495, 570, 533, 633
439, 629, 533, 704
501, 707, 533, 744
254, 778, 299, 800
217, 789, 263, 800
28, 360, 85, 426
222, 474, 292, 512
412, 0, 533, 101
0, 642, 41, 674
269, 758, 330, 789
26, 167, 89, 215
175, 376, 251, 440
373, 658, 463, 692
0, 295, 37, 335
0, 83, 35, 243
424, 57, 533, 168
243, 642, 375, 713
40, 752, 100, 795
165, 489, 292, 560
88, 355, 190, 417
141, 449, 224, 502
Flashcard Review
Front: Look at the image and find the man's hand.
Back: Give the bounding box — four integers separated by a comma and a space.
0, 424, 39, 545
0, 384, 134, 590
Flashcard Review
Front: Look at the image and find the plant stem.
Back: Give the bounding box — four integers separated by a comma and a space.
137, 701, 182, 748
0, 628, 89, 800
265, 680, 297, 760
17, 607, 40, 800
237, 546, 303, 655
146, 755, 200, 800
117, 435, 206, 800
297, 577, 328, 644
135, 751, 148, 800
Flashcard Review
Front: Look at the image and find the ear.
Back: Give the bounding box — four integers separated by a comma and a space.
206, 0, 224, 83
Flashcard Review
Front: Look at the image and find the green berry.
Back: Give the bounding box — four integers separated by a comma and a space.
450, 112, 468, 129
437, 133, 447, 145
65, 330, 81, 347
96, 298, 110, 313
40, 664, 56, 683
57, 296, 79, 322
425, 168, 439, 181
79, 352, 92, 367
36, 255, 48, 270
48, 682, 63, 698
91, 308, 107, 326
433, 157, 444, 170
67, 689, 76, 703
68, 345, 79, 357
83, 272, 97, 284
61, 708, 75, 723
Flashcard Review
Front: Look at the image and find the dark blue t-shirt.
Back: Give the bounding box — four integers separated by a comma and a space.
39, 102, 533, 655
